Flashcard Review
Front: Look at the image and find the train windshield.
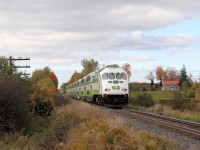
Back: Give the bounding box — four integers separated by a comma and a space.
102, 73, 127, 80
109, 73, 115, 79
122, 73, 127, 80
102, 73, 108, 80
116, 73, 122, 79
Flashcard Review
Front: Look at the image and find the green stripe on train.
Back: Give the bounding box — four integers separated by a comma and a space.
67, 89, 100, 97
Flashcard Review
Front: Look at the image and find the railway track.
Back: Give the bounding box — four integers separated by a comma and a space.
110, 108, 200, 140
70, 98, 200, 140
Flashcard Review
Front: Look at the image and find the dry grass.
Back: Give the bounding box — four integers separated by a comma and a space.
64, 100, 177, 150
142, 104, 200, 122
0, 100, 177, 150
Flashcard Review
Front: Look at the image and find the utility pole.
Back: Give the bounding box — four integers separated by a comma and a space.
7, 56, 30, 76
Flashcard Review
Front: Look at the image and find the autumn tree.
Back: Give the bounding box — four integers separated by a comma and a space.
165, 67, 179, 80
48, 72, 59, 89
81, 59, 99, 76
37, 77, 56, 93
67, 71, 82, 85
155, 66, 165, 87
31, 67, 51, 83
30, 87, 55, 116
61, 82, 67, 94
146, 71, 155, 87
195, 88, 200, 102
31, 67, 59, 93
122, 63, 131, 78
188, 74, 196, 88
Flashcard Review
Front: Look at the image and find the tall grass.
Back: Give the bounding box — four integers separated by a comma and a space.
129, 91, 175, 100
0, 106, 80, 150
141, 104, 200, 122
65, 101, 177, 149
0, 100, 178, 149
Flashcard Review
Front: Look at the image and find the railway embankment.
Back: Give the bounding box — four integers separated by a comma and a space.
1, 97, 200, 149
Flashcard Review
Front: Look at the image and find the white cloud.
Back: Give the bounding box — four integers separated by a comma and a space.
1, 0, 200, 85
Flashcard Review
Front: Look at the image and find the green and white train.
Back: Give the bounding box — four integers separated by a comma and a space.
66, 64, 129, 107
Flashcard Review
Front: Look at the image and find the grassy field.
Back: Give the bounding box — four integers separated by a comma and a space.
129, 91, 176, 100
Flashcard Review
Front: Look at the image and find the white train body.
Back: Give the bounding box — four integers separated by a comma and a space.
66, 65, 129, 107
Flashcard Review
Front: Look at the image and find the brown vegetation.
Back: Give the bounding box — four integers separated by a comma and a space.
65, 101, 176, 150
195, 88, 200, 102
0, 74, 31, 134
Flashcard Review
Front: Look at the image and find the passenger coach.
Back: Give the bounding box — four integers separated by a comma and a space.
66, 64, 129, 107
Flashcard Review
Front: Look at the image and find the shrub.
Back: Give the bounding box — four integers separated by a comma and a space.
129, 93, 154, 107
186, 89, 195, 98
171, 93, 190, 110
195, 88, 200, 102
181, 80, 189, 92
142, 87, 148, 91
0, 74, 31, 134
30, 88, 55, 116
38, 111, 80, 149
51, 93, 69, 107
140, 131, 176, 150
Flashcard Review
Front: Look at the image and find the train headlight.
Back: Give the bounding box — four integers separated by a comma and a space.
122, 88, 127, 91
105, 88, 110, 91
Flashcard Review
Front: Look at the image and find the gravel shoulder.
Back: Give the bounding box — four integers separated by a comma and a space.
124, 114, 200, 150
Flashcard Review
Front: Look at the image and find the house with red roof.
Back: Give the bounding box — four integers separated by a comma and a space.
162, 80, 180, 91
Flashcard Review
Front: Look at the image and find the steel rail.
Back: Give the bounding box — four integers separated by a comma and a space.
110, 109, 200, 140
125, 109, 200, 129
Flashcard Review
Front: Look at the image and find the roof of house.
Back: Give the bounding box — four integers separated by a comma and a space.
163, 80, 179, 85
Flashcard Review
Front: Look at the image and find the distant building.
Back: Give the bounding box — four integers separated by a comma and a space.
162, 80, 180, 91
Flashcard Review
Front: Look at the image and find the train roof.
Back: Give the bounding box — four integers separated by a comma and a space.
66, 64, 125, 87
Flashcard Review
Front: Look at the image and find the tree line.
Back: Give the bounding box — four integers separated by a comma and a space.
146, 65, 193, 89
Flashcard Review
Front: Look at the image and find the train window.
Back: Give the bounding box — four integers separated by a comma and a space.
109, 73, 115, 79
122, 73, 127, 80
86, 76, 91, 82
102, 73, 108, 80
116, 73, 122, 79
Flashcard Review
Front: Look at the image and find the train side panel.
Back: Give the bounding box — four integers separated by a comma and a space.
66, 65, 129, 107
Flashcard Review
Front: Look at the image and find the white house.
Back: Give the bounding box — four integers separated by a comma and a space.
162, 80, 180, 91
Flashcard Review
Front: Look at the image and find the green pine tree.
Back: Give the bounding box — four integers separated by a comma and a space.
179, 65, 190, 90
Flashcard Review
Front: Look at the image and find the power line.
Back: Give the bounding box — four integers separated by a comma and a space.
8, 0, 26, 50
2, 0, 25, 50
0, 32, 11, 56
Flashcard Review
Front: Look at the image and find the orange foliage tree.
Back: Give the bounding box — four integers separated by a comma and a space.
48, 72, 59, 89
156, 66, 166, 87
122, 63, 131, 78
67, 71, 82, 85
37, 77, 56, 93
156, 66, 165, 81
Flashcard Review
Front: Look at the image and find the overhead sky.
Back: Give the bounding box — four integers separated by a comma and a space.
0, 0, 200, 86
